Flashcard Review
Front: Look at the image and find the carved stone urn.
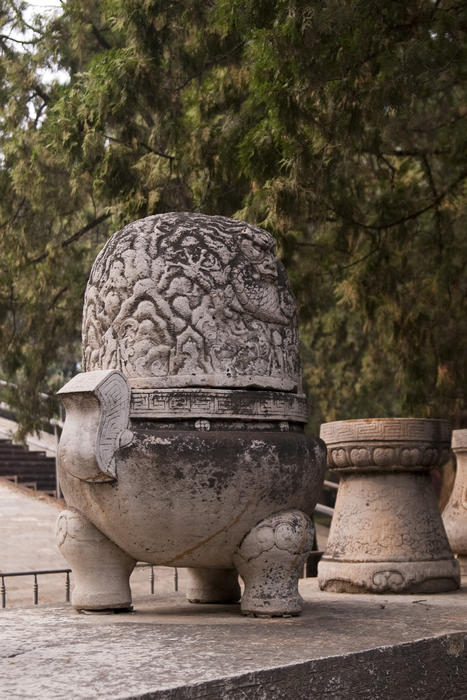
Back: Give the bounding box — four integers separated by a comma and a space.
56, 213, 326, 616
318, 418, 460, 594
443, 429, 467, 576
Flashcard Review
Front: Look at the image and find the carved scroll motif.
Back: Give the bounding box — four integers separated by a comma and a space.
57, 370, 131, 482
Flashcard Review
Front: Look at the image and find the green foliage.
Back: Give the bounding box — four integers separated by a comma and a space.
1, 0, 467, 435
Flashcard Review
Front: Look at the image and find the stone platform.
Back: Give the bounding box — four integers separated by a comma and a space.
2, 579, 467, 699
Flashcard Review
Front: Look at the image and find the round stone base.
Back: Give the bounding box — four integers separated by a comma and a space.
318, 558, 460, 594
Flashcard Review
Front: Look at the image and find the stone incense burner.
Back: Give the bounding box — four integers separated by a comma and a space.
56, 213, 326, 616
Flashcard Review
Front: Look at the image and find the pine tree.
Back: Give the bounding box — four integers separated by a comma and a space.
1, 0, 467, 434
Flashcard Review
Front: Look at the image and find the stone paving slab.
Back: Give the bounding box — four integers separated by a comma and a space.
2, 579, 467, 699
0, 481, 64, 571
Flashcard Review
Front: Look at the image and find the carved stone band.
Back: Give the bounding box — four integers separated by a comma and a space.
326, 443, 451, 471
321, 418, 451, 444
129, 388, 308, 423
320, 418, 451, 472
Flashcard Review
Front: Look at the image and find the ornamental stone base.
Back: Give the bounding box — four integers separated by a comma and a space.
443, 429, 467, 575
318, 418, 460, 594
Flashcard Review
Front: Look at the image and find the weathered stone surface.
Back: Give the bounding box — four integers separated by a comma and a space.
234, 510, 314, 616
319, 418, 460, 594
56, 508, 135, 611
82, 213, 301, 392
57, 213, 326, 616
443, 429, 467, 575
321, 417, 451, 472
2, 579, 467, 699
58, 426, 325, 569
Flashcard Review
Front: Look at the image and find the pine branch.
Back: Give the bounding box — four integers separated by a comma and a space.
0, 197, 26, 230
28, 212, 111, 265
48, 286, 68, 309
340, 247, 380, 270
6, 0, 46, 37
172, 41, 245, 92
0, 33, 40, 45
32, 84, 50, 104
0, 37, 50, 103
91, 22, 112, 50
380, 149, 449, 157
104, 133, 174, 160
348, 169, 467, 232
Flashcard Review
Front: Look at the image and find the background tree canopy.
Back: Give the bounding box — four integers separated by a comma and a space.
1, 0, 466, 436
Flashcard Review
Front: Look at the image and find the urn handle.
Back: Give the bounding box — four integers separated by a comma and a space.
57, 370, 132, 482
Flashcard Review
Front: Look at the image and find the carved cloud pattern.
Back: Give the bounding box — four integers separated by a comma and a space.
82, 213, 301, 391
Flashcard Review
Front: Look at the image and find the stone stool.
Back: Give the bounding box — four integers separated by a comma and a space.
443, 429, 467, 576
318, 418, 460, 594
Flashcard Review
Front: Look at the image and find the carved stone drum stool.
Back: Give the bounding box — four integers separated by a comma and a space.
55, 213, 326, 616
318, 418, 460, 594
443, 429, 467, 576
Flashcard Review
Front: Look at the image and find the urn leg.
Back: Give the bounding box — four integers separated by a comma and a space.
56, 509, 136, 612
233, 510, 313, 617
186, 568, 241, 604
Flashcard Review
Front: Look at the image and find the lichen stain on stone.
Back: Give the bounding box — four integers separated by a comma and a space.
445, 635, 464, 657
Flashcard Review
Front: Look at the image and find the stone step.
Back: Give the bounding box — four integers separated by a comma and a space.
0, 447, 47, 458
0, 458, 56, 491
0, 463, 54, 473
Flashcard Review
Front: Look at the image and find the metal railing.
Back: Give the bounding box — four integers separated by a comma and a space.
314, 479, 338, 517
148, 564, 179, 595
0, 563, 179, 609
1, 568, 71, 608
314, 503, 334, 517
323, 479, 339, 491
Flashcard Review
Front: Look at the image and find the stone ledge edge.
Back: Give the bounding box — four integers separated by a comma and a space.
121, 632, 467, 699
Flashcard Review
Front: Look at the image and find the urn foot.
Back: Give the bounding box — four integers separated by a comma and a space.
56, 509, 136, 612
233, 510, 313, 617
186, 568, 241, 604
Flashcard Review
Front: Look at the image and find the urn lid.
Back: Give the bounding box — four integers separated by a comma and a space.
82, 213, 302, 393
